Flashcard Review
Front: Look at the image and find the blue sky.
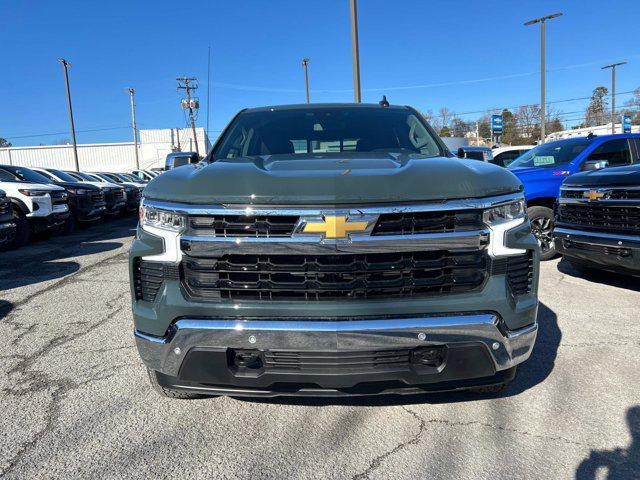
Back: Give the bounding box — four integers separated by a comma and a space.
2, 0, 639, 146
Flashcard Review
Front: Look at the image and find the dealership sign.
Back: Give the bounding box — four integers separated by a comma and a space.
491, 115, 503, 134
622, 115, 632, 134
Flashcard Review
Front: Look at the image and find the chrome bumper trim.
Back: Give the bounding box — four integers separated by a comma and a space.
135, 313, 537, 377
180, 230, 490, 255
553, 227, 640, 246
143, 192, 523, 216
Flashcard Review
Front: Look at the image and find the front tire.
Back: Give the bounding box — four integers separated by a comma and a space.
528, 206, 556, 261
146, 368, 203, 399
9, 209, 30, 249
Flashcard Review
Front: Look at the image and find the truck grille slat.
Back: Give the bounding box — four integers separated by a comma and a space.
372, 210, 483, 235
558, 204, 640, 234
263, 349, 412, 371
506, 253, 534, 296
181, 251, 488, 300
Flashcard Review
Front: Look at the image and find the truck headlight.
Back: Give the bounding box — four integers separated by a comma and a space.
140, 204, 186, 232
483, 199, 526, 226
18, 189, 50, 197
484, 199, 527, 256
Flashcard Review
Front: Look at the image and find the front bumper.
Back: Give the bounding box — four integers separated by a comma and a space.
136, 313, 537, 396
554, 227, 640, 275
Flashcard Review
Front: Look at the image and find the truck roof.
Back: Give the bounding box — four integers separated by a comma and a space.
243, 103, 409, 113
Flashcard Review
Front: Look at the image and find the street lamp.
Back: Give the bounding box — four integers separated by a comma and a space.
302, 58, 310, 103
524, 12, 562, 144
57, 58, 80, 171
602, 61, 627, 134
349, 0, 361, 103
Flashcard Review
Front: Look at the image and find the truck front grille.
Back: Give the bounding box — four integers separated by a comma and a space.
50, 191, 68, 205
91, 191, 105, 203
185, 211, 483, 238
558, 204, 640, 234
562, 188, 640, 200
181, 250, 488, 301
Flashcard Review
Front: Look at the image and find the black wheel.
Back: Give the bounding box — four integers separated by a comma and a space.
146, 368, 203, 399
62, 214, 77, 235
528, 206, 556, 261
9, 208, 30, 249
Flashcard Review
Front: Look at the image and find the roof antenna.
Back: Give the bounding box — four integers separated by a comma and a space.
379, 95, 389, 107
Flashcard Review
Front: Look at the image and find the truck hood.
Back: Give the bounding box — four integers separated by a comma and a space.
143, 152, 522, 205
563, 164, 640, 187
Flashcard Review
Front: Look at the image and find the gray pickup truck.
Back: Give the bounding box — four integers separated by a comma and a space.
130, 103, 539, 398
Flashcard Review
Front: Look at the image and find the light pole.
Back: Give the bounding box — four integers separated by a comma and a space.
128, 87, 140, 169
57, 58, 80, 171
302, 58, 310, 103
524, 12, 562, 144
349, 0, 361, 103
602, 61, 627, 134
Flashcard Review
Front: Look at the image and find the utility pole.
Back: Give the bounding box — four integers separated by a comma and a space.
57, 58, 80, 171
302, 58, 310, 103
602, 61, 627, 134
206, 46, 211, 140
524, 12, 562, 144
349, 0, 361, 103
128, 87, 140, 169
177, 77, 200, 156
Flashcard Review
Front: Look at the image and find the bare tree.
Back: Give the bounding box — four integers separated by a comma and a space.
438, 106, 452, 131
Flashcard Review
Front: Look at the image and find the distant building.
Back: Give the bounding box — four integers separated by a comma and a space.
0, 127, 211, 172
546, 123, 639, 142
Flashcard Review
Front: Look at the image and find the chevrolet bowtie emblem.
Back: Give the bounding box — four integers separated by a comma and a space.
583, 190, 605, 201
302, 215, 371, 239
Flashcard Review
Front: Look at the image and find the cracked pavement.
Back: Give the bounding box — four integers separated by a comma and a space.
1, 217, 639, 479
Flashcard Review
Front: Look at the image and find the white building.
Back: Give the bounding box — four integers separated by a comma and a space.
0, 127, 211, 172
546, 123, 640, 142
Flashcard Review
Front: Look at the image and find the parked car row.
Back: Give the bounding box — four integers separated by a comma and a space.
0, 166, 157, 250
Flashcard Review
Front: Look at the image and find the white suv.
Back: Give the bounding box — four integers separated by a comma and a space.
0, 166, 70, 248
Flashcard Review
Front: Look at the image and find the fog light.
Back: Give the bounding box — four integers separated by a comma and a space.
232, 349, 264, 369
411, 346, 446, 368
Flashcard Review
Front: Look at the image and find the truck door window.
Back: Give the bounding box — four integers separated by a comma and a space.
587, 139, 631, 167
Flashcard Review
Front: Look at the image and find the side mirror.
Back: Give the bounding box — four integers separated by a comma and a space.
582, 159, 609, 171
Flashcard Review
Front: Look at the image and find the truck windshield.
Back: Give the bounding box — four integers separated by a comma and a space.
48, 169, 82, 183
508, 138, 590, 169
213, 106, 444, 159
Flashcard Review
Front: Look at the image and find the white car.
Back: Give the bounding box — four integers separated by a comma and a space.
491, 145, 535, 167
0, 165, 70, 248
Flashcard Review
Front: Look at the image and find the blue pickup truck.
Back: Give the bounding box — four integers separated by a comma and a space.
508, 133, 640, 259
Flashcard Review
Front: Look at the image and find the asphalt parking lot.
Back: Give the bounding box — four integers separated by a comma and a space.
0, 218, 639, 479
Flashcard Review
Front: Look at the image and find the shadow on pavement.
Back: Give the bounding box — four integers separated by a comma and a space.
0, 217, 136, 291
575, 406, 640, 480
234, 302, 561, 407
0, 300, 13, 321
557, 258, 640, 293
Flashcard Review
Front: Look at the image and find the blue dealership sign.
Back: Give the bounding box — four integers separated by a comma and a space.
622, 115, 632, 134
491, 114, 503, 134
